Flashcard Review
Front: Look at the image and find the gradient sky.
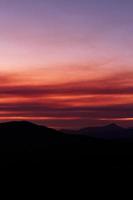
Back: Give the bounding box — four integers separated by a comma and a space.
0, 0, 133, 129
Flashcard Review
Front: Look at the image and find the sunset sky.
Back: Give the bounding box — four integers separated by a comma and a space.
0, 0, 133, 129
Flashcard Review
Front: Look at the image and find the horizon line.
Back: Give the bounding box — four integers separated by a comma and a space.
0, 120, 132, 130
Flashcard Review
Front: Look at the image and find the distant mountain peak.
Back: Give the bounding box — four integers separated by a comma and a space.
104, 123, 123, 129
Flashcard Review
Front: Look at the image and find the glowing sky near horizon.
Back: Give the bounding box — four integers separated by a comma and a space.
0, 0, 133, 128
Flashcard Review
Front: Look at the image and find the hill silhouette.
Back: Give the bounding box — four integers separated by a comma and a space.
0, 121, 133, 168
62, 123, 133, 139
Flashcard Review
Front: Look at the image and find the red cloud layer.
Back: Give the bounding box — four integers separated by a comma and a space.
0, 71, 132, 128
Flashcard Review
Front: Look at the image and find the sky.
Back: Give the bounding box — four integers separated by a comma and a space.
0, 0, 133, 129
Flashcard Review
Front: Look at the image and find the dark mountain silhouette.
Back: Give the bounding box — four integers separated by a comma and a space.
0, 120, 94, 146
0, 121, 133, 169
0, 121, 63, 145
62, 123, 133, 139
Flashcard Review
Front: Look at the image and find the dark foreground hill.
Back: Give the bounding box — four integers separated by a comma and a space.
0, 121, 133, 169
